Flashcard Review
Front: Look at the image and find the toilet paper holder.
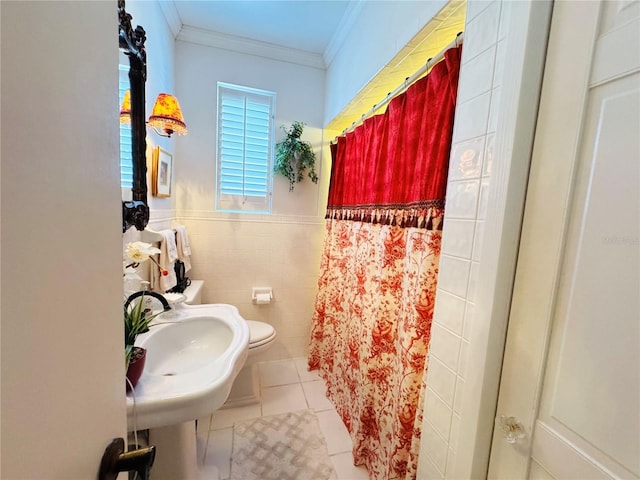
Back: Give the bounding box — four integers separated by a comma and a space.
252, 287, 273, 304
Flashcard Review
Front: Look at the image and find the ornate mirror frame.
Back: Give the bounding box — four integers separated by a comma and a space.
119, 0, 149, 232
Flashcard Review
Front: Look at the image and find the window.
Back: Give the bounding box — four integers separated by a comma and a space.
216, 82, 275, 213
119, 65, 133, 189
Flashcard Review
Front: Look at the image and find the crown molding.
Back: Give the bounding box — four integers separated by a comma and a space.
177, 26, 326, 70
324, 0, 364, 68
157, 0, 182, 38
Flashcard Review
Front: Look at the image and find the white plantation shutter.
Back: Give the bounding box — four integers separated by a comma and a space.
119, 65, 133, 188
217, 83, 275, 213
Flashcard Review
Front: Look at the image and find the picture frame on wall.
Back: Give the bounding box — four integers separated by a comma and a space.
152, 146, 172, 197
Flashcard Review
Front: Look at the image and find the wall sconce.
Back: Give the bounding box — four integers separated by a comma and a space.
120, 89, 131, 123
147, 93, 188, 137
120, 91, 187, 138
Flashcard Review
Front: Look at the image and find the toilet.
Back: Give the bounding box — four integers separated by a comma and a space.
182, 280, 277, 407
222, 319, 276, 407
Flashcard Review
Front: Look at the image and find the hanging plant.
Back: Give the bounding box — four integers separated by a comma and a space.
274, 121, 318, 191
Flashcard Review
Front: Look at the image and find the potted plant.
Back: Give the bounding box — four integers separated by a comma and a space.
124, 294, 164, 390
123, 241, 167, 390
274, 121, 318, 191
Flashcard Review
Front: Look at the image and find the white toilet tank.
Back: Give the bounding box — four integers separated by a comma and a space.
183, 280, 204, 305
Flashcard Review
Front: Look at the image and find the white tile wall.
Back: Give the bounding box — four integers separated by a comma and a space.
472, 220, 485, 261
453, 377, 465, 415
456, 47, 496, 103
182, 217, 325, 361
465, 1, 494, 23
463, 1, 501, 60
478, 178, 491, 219
458, 341, 471, 379
425, 388, 453, 439
441, 219, 475, 258
445, 449, 458, 477
493, 40, 507, 88
432, 290, 466, 335
258, 359, 301, 387
468, 261, 480, 303
436, 255, 471, 299
449, 414, 461, 451
444, 179, 481, 219
483, 133, 495, 177
422, 420, 450, 473
463, 301, 475, 341
448, 136, 485, 181
450, 93, 491, 141
487, 86, 502, 133
419, 452, 445, 480
429, 324, 461, 372
427, 357, 457, 406
420, 1, 505, 478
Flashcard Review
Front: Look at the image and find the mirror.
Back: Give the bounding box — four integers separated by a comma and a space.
119, 0, 149, 232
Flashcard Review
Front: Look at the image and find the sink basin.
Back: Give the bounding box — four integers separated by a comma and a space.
144, 318, 233, 376
126, 303, 250, 431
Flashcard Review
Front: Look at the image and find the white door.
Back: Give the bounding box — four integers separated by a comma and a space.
488, 1, 640, 479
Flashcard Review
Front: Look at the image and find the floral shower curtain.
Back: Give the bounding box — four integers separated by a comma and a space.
308, 46, 461, 480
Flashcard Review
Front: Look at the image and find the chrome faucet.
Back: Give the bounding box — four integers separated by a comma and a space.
124, 290, 172, 313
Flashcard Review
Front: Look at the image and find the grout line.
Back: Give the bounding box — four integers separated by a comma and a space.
202, 362, 350, 479
202, 413, 213, 464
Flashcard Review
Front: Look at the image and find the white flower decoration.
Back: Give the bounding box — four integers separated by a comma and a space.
126, 241, 161, 263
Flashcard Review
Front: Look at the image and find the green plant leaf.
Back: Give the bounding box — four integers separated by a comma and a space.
124, 293, 166, 353
274, 121, 318, 191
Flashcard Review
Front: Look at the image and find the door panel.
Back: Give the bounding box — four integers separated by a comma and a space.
536, 77, 639, 478
530, 460, 556, 480
488, 1, 640, 478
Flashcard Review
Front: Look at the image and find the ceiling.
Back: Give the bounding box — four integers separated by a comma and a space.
168, 0, 353, 55
163, 0, 466, 131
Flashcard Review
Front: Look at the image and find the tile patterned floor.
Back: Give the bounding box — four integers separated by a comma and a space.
195, 357, 369, 480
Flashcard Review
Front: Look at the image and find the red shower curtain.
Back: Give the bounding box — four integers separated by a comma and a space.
309, 46, 461, 480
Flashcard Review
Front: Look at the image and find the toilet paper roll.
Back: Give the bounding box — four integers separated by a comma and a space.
255, 293, 271, 305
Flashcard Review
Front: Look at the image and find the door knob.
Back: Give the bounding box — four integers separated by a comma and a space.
496, 415, 526, 444
99, 437, 156, 480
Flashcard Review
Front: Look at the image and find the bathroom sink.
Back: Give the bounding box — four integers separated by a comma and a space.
144, 317, 233, 376
126, 303, 250, 431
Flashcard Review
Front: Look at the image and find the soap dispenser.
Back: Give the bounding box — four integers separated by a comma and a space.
140, 281, 153, 314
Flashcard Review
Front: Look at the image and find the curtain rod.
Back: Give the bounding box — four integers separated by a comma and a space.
336, 31, 464, 140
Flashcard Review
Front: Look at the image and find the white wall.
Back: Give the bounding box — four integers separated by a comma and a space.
174, 41, 326, 216
172, 40, 328, 360
324, 0, 447, 126
1, 1, 126, 477
418, 1, 552, 478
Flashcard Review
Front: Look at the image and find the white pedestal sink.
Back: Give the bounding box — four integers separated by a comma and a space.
126, 303, 250, 479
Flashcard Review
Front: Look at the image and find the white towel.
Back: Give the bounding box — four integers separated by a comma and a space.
175, 225, 192, 272
175, 225, 191, 256
155, 229, 178, 292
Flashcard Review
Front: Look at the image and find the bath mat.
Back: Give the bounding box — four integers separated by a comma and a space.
230, 409, 337, 480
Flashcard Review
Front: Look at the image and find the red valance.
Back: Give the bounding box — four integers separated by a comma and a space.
327, 46, 462, 229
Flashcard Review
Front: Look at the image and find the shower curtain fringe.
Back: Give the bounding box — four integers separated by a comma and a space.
336, 31, 464, 140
